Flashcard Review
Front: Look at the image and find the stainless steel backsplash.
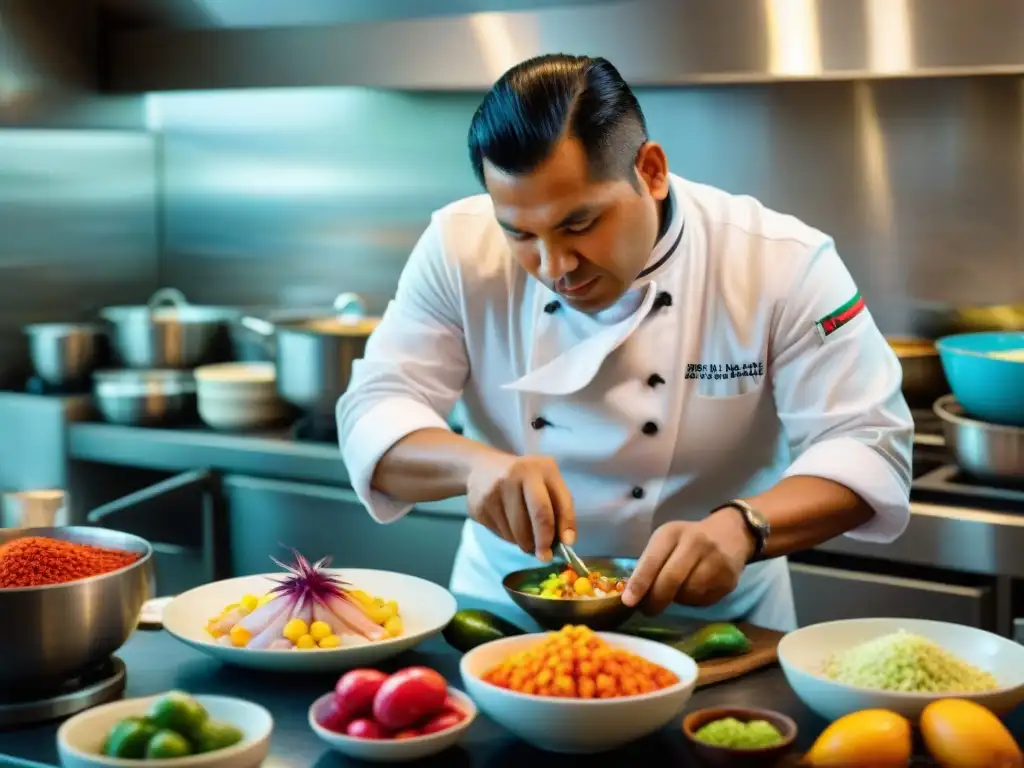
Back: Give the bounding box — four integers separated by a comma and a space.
154, 77, 1024, 334
0, 0, 157, 388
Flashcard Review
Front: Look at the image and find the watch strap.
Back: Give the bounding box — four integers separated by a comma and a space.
712, 499, 770, 562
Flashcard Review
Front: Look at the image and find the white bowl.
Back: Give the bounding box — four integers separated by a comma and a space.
308, 686, 476, 763
460, 632, 698, 754
162, 569, 457, 673
779, 617, 1024, 721
197, 395, 289, 431
57, 694, 272, 768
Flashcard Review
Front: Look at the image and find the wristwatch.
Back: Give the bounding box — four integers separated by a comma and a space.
711, 499, 770, 562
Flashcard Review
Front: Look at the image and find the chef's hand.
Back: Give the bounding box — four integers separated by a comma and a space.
621, 515, 754, 615
465, 452, 576, 561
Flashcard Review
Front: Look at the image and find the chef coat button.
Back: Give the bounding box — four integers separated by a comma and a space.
543, 301, 561, 314
647, 373, 665, 387
631, 486, 645, 499
653, 291, 673, 310
531, 416, 551, 430
641, 421, 659, 436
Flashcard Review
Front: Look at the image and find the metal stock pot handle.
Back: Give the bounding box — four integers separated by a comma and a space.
334, 292, 367, 320
147, 288, 189, 310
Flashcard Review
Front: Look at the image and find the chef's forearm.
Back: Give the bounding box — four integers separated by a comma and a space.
370, 428, 504, 502
707, 476, 875, 560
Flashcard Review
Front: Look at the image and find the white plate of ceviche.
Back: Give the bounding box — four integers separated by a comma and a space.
162, 550, 458, 672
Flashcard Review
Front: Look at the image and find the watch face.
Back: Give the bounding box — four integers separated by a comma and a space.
747, 507, 770, 532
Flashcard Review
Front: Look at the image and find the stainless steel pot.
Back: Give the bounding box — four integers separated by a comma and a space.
0, 526, 153, 688
24, 322, 107, 386
100, 288, 238, 369
241, 293, 379, 419
93, 369, 197, 427
934, 394, 1024, 486
886, 336, 950, 409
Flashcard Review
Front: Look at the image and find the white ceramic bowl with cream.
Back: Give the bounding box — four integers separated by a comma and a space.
193, 363, 288, 430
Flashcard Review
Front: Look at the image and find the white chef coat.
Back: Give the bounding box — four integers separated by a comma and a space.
336, 174, 914, 633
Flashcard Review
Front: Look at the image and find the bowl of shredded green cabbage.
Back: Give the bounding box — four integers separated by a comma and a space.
778, 618, 1024, 721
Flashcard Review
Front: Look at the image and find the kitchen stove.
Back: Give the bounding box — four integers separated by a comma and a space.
913, 464, 1024, 511
0, 657, 125, 728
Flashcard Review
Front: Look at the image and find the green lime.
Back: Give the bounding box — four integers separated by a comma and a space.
194, 719, 244, 753
102, 717, 157, 759
145, 729, 194, 759
147, 691, 209, 738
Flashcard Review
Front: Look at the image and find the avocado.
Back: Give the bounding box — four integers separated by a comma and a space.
443, 609, 526, 652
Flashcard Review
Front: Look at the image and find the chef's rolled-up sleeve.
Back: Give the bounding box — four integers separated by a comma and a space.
336, 216, 468, 524
770, 241, 913, 543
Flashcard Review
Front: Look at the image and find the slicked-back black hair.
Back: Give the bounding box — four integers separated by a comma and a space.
468, 54, 648, 188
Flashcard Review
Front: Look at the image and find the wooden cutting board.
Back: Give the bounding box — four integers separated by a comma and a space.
695, 622, 784, 688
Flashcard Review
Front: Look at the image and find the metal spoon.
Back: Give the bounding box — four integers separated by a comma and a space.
558, 541, 590, 576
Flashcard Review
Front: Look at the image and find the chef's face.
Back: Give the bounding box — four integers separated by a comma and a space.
484, 136, 671, 313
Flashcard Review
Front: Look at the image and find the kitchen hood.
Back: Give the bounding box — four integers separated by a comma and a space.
99, 0, 1024, 92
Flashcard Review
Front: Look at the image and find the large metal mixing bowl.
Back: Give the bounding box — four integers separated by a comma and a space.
934, 394, 1024, 487
503, 557, 637, 631
0, 527, 154, 690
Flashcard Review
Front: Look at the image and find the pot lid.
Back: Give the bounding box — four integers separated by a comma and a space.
294, 317, 380, 336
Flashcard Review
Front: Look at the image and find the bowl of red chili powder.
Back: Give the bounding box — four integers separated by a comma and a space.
0, 526, 153, 689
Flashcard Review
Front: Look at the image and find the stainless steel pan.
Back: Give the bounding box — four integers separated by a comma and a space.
93, 369, 197, 427
241, 293, 379, 420
23, 322, 107, 386
100, 288, 238, 369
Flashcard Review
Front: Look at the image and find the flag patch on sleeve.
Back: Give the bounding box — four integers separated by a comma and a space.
815, 291, 866, 340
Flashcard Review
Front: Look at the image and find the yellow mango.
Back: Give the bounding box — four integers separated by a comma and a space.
921, 699, 1023, 768
804, 709, 912, 767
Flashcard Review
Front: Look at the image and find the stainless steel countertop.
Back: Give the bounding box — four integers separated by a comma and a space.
65, 421, 1024, 579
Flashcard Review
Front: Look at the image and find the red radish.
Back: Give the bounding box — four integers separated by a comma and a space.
372, 667, 448, 730
334, 669, 388, 720
420, 711, 464, 735
393, 729, 421, 739
316, 695, 351, 734
346, 718, 387, 739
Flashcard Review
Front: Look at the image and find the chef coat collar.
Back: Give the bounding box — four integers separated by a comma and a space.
634, 178, 685, 287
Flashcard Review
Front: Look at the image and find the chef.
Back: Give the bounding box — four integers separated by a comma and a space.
336, 54, 913, 632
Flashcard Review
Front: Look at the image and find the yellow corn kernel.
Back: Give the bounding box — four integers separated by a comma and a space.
229, 625, 251, 647
384, 615, 403, 637
239, 594, 259, 613
376, 601, 397, 621
282, 618, 309, 643
295, 634, 317, 650
318, 634, 341, 649
309, 620, 332, 641
573, 577, 593, 596
222, 602, 240, 615
258, 593, 274, 606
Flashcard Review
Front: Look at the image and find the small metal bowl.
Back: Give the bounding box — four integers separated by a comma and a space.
682, 706, 797, 767
502, 557, 637, 631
